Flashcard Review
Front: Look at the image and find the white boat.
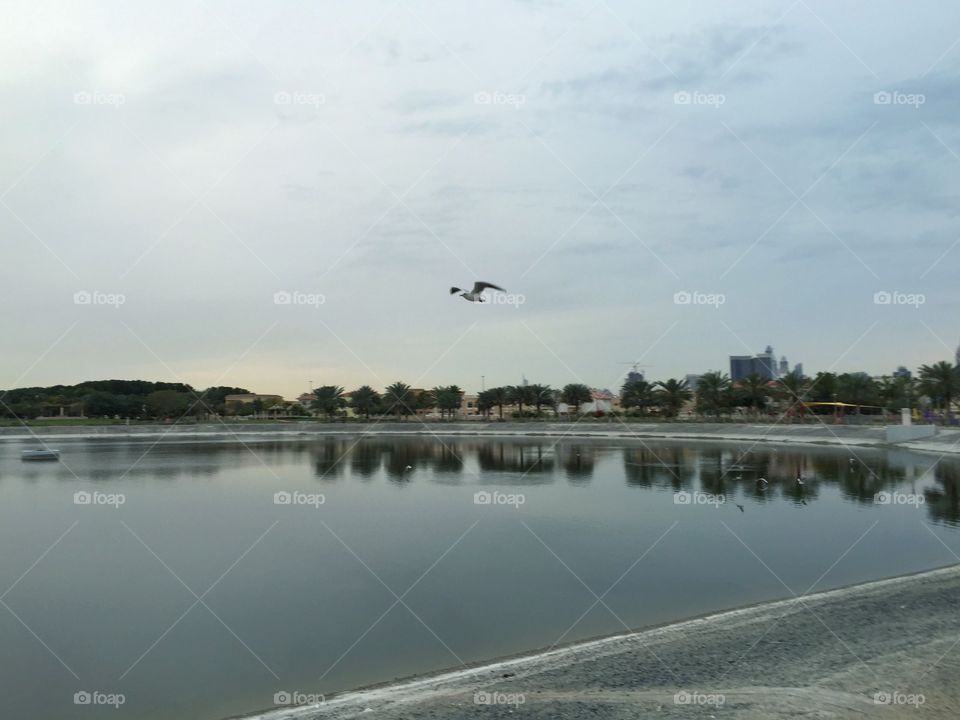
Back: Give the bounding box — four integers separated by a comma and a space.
21, 449, 60, 461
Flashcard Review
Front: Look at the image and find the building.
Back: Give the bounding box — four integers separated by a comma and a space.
684, 374, 701, 391
730, 346, 779, 381
778, 356, 789, 376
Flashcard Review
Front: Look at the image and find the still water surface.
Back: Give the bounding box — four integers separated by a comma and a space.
1, 435, 959, 719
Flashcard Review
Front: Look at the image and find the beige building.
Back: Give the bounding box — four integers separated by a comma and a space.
224, 394, 285, 415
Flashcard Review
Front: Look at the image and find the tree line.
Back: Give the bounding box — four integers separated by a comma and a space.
2, 359, 958, 422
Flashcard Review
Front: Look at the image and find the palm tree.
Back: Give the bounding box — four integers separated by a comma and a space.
655, 379, 691, 418
432, 385, 464, 420
312, 386, 346, 420
836, 372, 879, 413
488, 387, 509, 420
476, 389, 495, 419
620, 378, 655, 416
383, 381, 416, 420
350, 385, 380, 419
738, 373, 770, 414
507, 385, 535, 418
919, 361, 960, 419
528, 384, 554, 416
695, 371, 731, 417
655, 378, 692, 418
561, 383, 592, 415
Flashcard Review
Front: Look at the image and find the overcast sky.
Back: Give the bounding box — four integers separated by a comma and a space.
2, 0, 959, 398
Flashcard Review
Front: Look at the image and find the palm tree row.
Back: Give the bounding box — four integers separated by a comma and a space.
308, 360, 960, 423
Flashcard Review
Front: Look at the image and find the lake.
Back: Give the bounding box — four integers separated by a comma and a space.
1, 434, 958, 719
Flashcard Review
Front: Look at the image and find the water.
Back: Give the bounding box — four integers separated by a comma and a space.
1, 435, 959, 719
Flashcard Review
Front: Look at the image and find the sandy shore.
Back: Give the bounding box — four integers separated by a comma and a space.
241, 564, 960, 719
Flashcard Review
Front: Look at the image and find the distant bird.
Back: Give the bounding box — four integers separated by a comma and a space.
403, 465, 413, 472
449, 281, 506, 303
736, 504, 745, 512
801, 499, 807, 505
796, 473, 804, 487
757, 477, 769, 488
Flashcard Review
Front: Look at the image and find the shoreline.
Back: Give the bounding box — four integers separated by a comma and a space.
235, 563, 960, 720
2, 421, 958, 458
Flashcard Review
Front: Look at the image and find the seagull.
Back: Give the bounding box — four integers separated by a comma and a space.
403, 465, 413, 472
757, 477, 769, 488
796, 473, 804, 487
449, 281, 506, 303
736, 504, 745, 512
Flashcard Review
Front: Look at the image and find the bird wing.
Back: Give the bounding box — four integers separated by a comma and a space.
472, 281, 505, 294
449, 287, 463, 294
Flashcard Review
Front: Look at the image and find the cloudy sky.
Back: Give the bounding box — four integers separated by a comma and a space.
2, 0, 959, 398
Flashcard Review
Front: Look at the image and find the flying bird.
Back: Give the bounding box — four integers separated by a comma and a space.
449, 281, 506, 303
736, 504, 745, 512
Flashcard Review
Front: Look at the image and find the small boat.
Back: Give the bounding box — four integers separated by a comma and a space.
21, 449, 60, 461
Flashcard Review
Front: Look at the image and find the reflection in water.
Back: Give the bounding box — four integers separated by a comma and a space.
18, 436, 960, 526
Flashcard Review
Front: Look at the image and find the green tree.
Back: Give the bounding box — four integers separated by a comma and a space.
432, 385, 464, 420
507, 385, 535, 417
312, 386, 346, 420
528, 384, 554, 415
655, 378, 692, 418
620, 378, 655, 415
737, 373, 770, 413
836, 372, 879, 412
349, 385, 381, 419
696, 371, 731, 417
919, 361, 960, 418
384, 382, 416, 420
476, 389, 495, 419
561, 383, 592, 415
487, 386, 509, 420
145, 390, 191, 419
